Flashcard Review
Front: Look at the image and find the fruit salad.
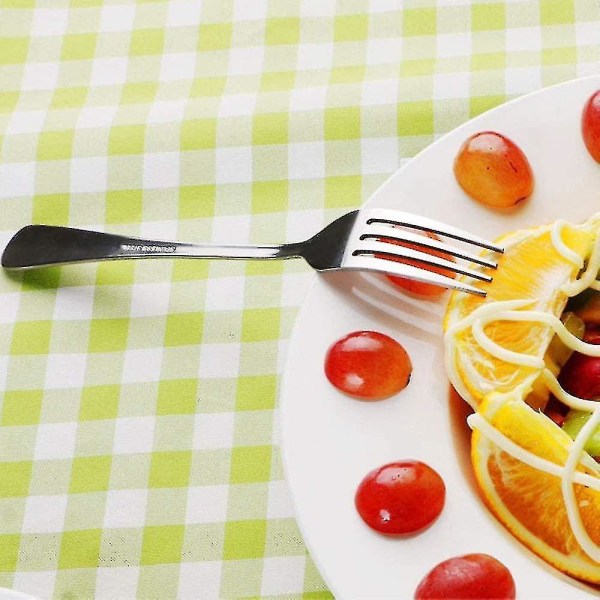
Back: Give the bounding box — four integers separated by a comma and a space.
437, 89, 600, 588
321, 89, 600, 595
444, 213, 600, 583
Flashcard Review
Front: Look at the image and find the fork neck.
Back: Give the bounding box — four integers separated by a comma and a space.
181, 241, 304, 260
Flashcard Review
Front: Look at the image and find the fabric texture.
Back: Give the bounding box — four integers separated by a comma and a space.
0, 0, 599, 598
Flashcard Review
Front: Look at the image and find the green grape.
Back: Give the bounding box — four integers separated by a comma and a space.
562, 410, 600, 456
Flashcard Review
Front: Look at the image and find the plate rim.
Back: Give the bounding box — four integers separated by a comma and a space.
279, 74, 600, 598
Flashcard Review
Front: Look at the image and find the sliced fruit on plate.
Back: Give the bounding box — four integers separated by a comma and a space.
526, 310, 584, 411
470, 397, 600, 583
443, 214, 600, 583
444, 216, 599, 409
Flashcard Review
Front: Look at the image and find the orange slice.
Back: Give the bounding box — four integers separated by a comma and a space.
471, 398, 600, 583
444, 219, 596, 409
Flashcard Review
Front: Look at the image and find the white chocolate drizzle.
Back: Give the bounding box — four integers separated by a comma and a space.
561, 404, 600, 563
445, 217, 600, 563
552, 219, 584, 268
467, 412, 600, 491
561, 224, 600, 297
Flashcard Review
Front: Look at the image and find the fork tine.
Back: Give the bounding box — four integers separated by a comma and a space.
359, 223, 498, 269
351, 239, 493, 282
363, 208, 505, 254
343, 254, 487, 297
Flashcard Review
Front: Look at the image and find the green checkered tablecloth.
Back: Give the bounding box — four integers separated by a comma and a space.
0, 1, 599, 598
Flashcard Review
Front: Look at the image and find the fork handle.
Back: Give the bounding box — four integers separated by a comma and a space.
2, 225, 302, 270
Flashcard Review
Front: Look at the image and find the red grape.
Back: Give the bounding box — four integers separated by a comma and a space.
324, 331, 412, 400
557, 328, 600, 400
414, 553, 516, 600
544, 395, 569, 427
558, 351, 600, 400
355, 460, 445, 535
454, 131, 534, 208
582, 90, 600, 162
585, 328, 600, 345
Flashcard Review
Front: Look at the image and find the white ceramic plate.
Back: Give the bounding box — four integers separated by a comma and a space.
281, 76, 600, 599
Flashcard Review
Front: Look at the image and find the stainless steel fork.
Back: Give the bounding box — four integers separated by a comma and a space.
1, 209, 503, 296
